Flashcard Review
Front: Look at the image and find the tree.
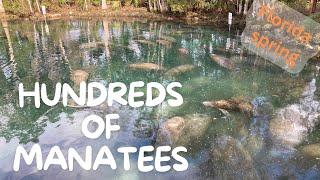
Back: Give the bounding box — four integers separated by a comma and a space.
0, 0, 5, 13
310, 0, 318, 13
243, 0, 250, 15
103, 19, 110, 61
26, 0, 34, 14
35, 0, 41, 13
102, 0, 107, 9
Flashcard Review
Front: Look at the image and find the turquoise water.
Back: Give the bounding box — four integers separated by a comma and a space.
0, 19, 319, 179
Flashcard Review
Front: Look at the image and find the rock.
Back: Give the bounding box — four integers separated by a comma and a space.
270, 105, 308, 146
207, 136, 260, 179
178, 48, 189, 55
164, 64, 195, 77
269, 79, 320, 147
300, 143, 320, 158
71, 70, 89, 86
156, 114, 212, 147
203, 97, 253, 115
128, 63, 164, 71
210, 54, 236, 70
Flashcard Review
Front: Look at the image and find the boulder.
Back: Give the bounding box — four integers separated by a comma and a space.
269, 79, 320, 147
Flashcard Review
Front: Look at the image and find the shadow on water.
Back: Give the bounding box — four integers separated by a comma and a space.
0, 18, 319, 179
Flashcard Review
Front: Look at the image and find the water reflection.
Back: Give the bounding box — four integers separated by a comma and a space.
0, 19, 319, 179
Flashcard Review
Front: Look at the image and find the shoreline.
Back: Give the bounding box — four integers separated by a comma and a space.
0, 6, 246, 28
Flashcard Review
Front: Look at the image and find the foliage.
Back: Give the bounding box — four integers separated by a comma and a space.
0, 0, 318, 16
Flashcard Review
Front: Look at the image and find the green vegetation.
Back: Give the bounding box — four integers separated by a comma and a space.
0, 0, 318, 18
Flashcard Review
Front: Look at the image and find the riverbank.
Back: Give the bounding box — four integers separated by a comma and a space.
0, 6, 246, 28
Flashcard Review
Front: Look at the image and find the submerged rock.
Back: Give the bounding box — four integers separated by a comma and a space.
205, 136, 260, 179
156, 114, 213, 147
210, 54, 236, 70
164, 64, 195, 77
128, 63, 164, 71
269, 79, 320, 147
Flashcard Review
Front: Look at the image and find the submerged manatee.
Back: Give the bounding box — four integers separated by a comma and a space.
156, 39, 172, 46
164, 64, 195, 77
178, 48, 189, 55
203, 136, 260, 179
128, 63, 164, 71
299, 143, 320, 158
160, 36, 176, 43
135, 39, 156, 46
156, 114, 213, 147
71, 70, 89, 86
80, 42, 104, 49
210, 54, 236, 70
203, 97, 253, 116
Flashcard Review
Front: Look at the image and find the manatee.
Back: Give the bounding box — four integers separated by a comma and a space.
71, 70, 89, 86
79, 42, 104, 49
135, 39, 156, 46
156, 116, 185, 145
160, 36, 176, 43
178, 48, 189, 55
210, 54, 236, 70
164, 64, 195, 77
203, 97, 253, 116
156, 39, 172, 46
203, 136, 260, 179
299, 143, 320, 158
156, 114, 213, 147
128, 63, 164, 71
